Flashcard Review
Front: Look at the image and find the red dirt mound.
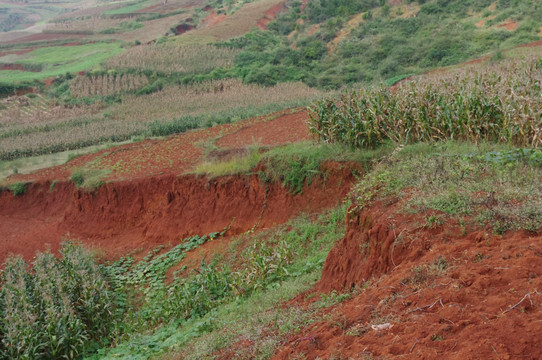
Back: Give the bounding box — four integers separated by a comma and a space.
257, 0, 286, 30
174, 23, 194, 35
0, 162, 362, 265
496, 21, 518, 31
272, 198, 542, 359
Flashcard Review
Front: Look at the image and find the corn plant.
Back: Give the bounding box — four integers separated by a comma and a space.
309, 56, 542, 149
69, 74, 149, 97
0, 242, 119, 360
105, 44, 240, 75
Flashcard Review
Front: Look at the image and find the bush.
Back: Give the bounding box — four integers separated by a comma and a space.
9, 182, 27, 196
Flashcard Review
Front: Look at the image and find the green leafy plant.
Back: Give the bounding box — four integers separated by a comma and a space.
8, 182, 27, 196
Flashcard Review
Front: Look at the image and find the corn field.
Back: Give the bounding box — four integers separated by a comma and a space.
45, 17, 126, 34
113, 79, 322, 122
69, 74, 149, 97
0, 242, 119, 359
0, 80, 321, 160
309, 56, 542, 149
105, 43, 240, 75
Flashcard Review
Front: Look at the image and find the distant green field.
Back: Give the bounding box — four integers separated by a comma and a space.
0, 42, 124, 83
104, 0, 155, 15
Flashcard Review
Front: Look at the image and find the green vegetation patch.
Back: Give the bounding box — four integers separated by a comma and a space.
0, 242, 120, 359
0, 43, 124, 83
8, 181, 27, 196
262, 142, 387, 194
351, 141, 542, 234
309, 56, 542, 149
89, 205, 347, 359
69, 167, 111, 191
104, 0, 156, 15
194, 142, 389, 193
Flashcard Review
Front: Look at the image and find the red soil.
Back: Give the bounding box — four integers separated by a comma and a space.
0, 47, 35, 57
7, 109, 311, 184
497, 21, 518, 31
270, 198, 542, 359
201, 10, 227, 27
257, 0, 286, 30
216, 110, 311, 149
518, 39, 542, 48
0, 109, 345, 265
174, 23, 194, 35
0, 162, 361, 265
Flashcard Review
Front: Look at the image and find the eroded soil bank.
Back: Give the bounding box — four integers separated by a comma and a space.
0, 162, 362, 264
273, 199, 542, 359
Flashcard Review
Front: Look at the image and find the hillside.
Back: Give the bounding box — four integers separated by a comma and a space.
0, 0, 542, 359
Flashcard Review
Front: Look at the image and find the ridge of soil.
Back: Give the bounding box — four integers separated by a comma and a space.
0, 161, 363, 264
271, 198, 542, 359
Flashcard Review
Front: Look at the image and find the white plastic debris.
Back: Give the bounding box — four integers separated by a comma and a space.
371, 323, 393, 331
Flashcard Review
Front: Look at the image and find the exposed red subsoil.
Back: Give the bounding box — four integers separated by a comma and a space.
201, 10, 227, 27
257, 0, 286, 30
7, 109, 311, 184
269, 198, 542, 359
496, 21, 518, 31
306, 24, 320, 36
174, 23, 194, 35
518, 39, 542, 48
0, 108, 344, 265
0, 161, 361, 265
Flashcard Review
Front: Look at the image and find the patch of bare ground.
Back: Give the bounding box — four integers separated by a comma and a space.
269, 198, 542, 359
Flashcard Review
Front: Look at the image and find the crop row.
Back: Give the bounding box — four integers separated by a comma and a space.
69, 74, 149, 97
105, 43, 240, 75
0, 80, 322, 160
309, 57, 542, 149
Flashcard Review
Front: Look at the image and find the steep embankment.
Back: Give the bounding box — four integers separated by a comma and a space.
274, 199, 542, 359
0, 162, 361, 264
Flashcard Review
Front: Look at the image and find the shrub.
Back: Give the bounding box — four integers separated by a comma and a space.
9, 182, 27, 196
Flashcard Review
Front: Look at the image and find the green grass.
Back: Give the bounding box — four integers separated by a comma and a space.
193, 141, 389, 193
0, 43, 124, 83
69, 167, 111, 191
85, 204, 348, 359
104, 0, 156, 15
194, 147, 262, 177
262, 142, 389, 194
350, 141, 542, 234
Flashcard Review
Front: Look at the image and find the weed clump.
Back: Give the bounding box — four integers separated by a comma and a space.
9, 182, 27, 196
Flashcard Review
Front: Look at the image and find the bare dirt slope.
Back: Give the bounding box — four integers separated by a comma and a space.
0, 109, 361, 265
272, 198, 542, 359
